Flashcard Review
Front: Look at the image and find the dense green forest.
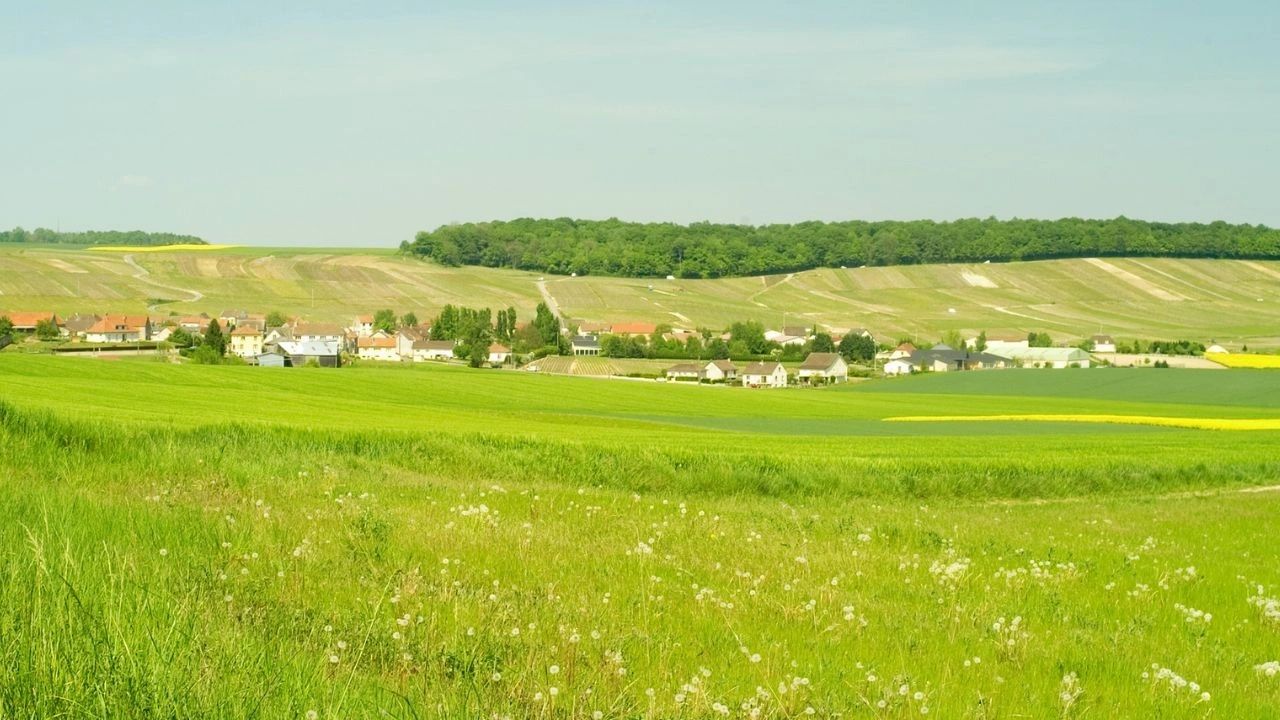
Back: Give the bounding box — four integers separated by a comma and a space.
406, 217, 1280, 278
0, 227, 206, 246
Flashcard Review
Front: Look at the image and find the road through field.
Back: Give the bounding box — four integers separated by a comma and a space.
535, 279, 563, 322
123, 254, 204, 311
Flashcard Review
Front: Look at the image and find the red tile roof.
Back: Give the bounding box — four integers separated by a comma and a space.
87, 315, 149, 333
610, 322, 657, 335
3, 311, 58, 328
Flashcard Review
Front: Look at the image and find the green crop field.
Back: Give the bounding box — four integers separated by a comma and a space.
4, 244, 1280, 346
3, 355, 1280, 718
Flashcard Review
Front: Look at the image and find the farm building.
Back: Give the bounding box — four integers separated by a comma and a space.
3, 311, 59, 332
396, 327, 427, 359
356, 333, 400, 361
704, 359, 738, 383
665, 363, 705, 382
1091, 334, 1117, 353
741, 361, 788, 388
992, 346, 1092, 368
909, 347, 1008, 372
983, 336, 1031, 354
765, 329, 807, 346
252, 351, 289, 368
797, 353, 849, 384
229, 325, 265, 358
1206, 344, 1228, 354
277, 340, 341, 368
578, 322, 612, 334
571, 335, 601, 356
177, 315, 210, 332
488, 344, 511, 364
84, 315, 151, 343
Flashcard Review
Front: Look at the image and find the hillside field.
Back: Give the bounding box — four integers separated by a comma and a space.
3, 355, 1280, 717
3, 243, 1280, 346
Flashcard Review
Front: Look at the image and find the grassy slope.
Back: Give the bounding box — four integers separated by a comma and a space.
3, 244, 1280, 345
3, 358, 1280, 717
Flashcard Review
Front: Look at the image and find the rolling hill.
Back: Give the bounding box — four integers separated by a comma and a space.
2, 243, 1278, 346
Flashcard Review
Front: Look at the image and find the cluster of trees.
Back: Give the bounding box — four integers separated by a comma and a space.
595, 320, 878, 363
171, 319, 235, 364
0, 227, 206, 246
425, 305, 526, 366
405, 217, 1280, 278
1114, 339, 1207, 355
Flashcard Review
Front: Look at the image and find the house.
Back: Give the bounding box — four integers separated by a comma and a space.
277, 340, 341, 367
571, 334, 601, 356
488, 343, 512, 364
4, 311, 59, 332
610, 322, 657, 336
351, 314, 375, 337
741, 361, 788, 388
62, 313, 100, 339
416, 340, 456, 361
909, 347, 1009, 372
989, 346, 1091, 369
264, 326, 294, 350
84, 315, 151, 343
294, 323, 346, 350
229, 325, 265, 358
797, 353, 849, 384
1091, 335, 1117, 353
578, 322, 612, 334
177, 315, 210, 332
152, 326, 174, 342
884, 358, 917, 376
783, 325, 810, 339
665, 363, 705, 382
704, 359, 738, 383
356, 332, 400, 361
889, 342, 917, 360
396, 327, 427, 359
219, 309, 248, 328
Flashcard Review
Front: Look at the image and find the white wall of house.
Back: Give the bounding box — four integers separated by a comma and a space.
742, 368, 787, 388
358, 346, 401, 361
884, 359, 915, 375
230, 335, 264, 358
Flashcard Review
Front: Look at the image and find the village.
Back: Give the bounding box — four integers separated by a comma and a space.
0, 307, 1236, 387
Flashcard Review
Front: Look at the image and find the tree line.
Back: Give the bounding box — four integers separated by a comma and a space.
0, 227, 206, 246
405, 217, 1280, 278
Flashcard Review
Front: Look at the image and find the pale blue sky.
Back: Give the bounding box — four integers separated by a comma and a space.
2, 1, 1277, 246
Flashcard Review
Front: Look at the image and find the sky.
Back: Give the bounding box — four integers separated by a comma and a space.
2, 1, 1277, 246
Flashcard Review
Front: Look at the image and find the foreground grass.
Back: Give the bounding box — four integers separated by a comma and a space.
3, 361, 1280, 716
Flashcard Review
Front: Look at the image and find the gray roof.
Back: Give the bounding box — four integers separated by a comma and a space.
571, 334, 600, 348
278, 340, 340, 356
666, 363, 704, 375
799, 353, 843, 371
742, 361, 784, 374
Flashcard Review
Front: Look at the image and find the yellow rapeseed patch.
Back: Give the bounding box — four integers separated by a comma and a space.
885, 414, 1280, 431
88, 244, 236, 253
1206, 353, 1280, 369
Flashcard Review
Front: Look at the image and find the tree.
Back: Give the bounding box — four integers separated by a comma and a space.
533, 302, 560, 347
0, 316, 12, 337
728, 320, 770, 355
266, 310, 289, 328
204, 319, 226, 356
839, 333, 876, 363
373, 309, 397, 334
974, 331, 987, 352
941, 329, 965, 349
169, 327, 195, 348
190, 344, 223, 364
811, 332, 835, 353
34, 318, 60, 341
1027, 332, 1053, 348
401, 311, 418, 328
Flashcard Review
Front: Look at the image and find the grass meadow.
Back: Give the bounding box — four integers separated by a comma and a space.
2, 356, 1280, 717
4, 243, 1280, 346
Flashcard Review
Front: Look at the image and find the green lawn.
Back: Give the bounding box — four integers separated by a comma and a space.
3, 356, 1280, 717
